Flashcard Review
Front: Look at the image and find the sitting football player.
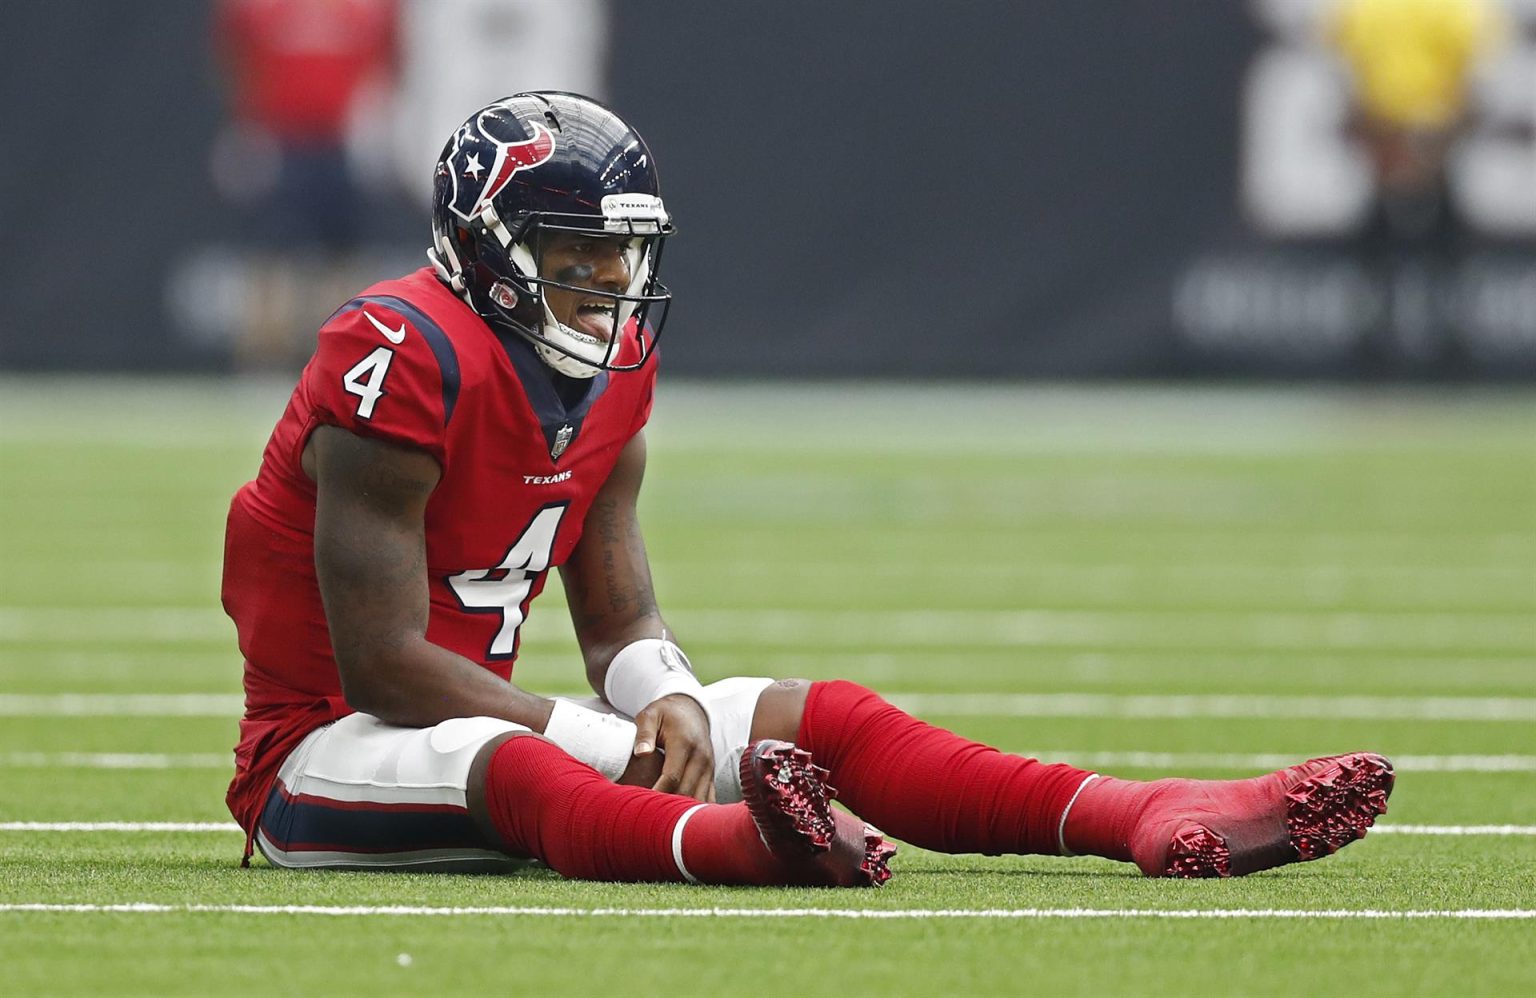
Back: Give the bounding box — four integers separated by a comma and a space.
222, 92, 1393, 885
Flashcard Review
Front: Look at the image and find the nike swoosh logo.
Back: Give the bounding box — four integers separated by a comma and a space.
363, 310, 406, 344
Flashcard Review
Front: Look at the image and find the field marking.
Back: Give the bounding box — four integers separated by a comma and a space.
4, 606, 1533, 652
2, 691, 1534, 722
0, 753, 230, 769
0, 694, 243, 716
1012, 751, 1536, 773
5, 750, 1535, 774
1371, 826, 1536, 836
3, 823, 1533, 836
0, 903, 1530, 920
887, 693, 1536, 722
0, 823, 240, 832
9, 560, 1532, 595
665, 561, 1536, 602
680, 609, 1536, 652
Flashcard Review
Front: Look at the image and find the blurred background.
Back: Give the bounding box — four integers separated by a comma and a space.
6, 0, 1536, 381
1, 9, 1534, 973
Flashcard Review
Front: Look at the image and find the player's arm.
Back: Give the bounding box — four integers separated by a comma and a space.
559, 431, 716, 801
307, 423, 557, 730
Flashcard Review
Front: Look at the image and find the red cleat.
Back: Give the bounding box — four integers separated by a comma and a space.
738, 739, 896, 887
1127, 752, 1395, 878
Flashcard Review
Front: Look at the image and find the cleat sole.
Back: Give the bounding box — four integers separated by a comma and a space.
1163, 824, 1231, 879
738, 740, 895, 888
1284, 752, 1394, 861
862, 829, 898, 887
739, 740, 836, 857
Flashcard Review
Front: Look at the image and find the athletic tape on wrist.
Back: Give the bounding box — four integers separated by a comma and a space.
542, 699, 636, 781
603, 638, 708, 719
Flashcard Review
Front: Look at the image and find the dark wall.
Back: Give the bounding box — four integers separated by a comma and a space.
609, 2, 1257, 377
2, 2, 1530, 378
0, 2, 224, 369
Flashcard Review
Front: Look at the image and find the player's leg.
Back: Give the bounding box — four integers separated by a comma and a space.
749, 679, 1394, 878
465, 728, 891, 886
253, 713, 532, 872
259, 710, 888, 885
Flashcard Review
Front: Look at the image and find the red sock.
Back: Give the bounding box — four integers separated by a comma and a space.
797, 680, 1092, 855
1059, 777, 1152, 862
483, 736, 817, 884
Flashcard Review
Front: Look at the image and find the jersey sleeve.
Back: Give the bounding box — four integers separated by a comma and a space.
302, 298, 461, 465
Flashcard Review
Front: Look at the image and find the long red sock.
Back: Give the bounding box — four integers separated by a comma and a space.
797, 680, 1092, 855
483, 735, 832, 884
1058, 776, 1149, 862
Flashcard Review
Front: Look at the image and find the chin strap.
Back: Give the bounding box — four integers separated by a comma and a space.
428, 236, 468, 295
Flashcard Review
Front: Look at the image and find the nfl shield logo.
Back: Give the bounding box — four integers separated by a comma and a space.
550, 424, 574, 460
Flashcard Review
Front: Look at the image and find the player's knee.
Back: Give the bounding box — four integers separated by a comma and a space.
749, 678, 813, 743
465, 730, 547, 841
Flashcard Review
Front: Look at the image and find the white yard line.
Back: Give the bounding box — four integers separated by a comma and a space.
0, 823, 240, 832
4, 606, 1533, 652
4, 750, 1534, 773
1371, 826, 1536, 836
664, 561, 1536, 599
0, 903, 1529, 920
7, 691, 1533, 722
886, 693, 1536, 722
9, 561, 1532, 594
0, 694, 244, 716
0, 753, 230, 769
0, 608, 232, 643
1010, 751, 1536, 773
2, 822, 1532, 836
676, 609, 1536, 652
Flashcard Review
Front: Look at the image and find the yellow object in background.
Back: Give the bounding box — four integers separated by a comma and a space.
1329, 0, 1506, 128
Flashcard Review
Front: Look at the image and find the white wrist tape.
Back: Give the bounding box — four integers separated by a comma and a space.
542, 699, 636, 781
604, 638, 708, 719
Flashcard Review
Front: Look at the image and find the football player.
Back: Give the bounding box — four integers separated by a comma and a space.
223, 92, 1393, 885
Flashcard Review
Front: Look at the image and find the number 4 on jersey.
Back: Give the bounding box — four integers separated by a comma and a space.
447, 504, 568, 658
342, 347, 395, 419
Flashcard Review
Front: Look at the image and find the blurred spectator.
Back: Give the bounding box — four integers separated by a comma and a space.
210, 0, 400, 368
212, 0, 399, 249
1241, 0, 1516, 242
1328, 0, 1507, 241
1193, 0, 1536, 375
178, 1, 613, 370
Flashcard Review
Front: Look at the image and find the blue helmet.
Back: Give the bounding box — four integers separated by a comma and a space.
428, 92, 673, 376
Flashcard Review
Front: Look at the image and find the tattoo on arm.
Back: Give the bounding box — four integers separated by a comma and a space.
355, 458, 436, 518
580, 492, 659, 626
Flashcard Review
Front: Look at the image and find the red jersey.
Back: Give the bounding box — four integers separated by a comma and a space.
221, 268, 656, 832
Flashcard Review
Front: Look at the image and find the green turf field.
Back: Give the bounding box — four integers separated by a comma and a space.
1, 378, 1533, 996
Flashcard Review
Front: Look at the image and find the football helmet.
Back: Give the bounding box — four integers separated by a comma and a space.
428, 92, 673, 377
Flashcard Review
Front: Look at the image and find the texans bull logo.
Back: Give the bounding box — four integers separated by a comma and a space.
442, 113, 556, 223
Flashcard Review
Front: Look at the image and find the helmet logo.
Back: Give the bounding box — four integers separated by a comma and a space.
442, 114, 557, 224
474, 121, 555, 212
442, 106, 559, 224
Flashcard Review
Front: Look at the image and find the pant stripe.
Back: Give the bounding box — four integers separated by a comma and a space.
258, 777, 488, 857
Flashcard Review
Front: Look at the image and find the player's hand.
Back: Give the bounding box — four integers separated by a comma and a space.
632, 693, 715, 802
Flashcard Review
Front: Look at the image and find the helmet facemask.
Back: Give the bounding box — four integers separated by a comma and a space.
435, 193, 672, 379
